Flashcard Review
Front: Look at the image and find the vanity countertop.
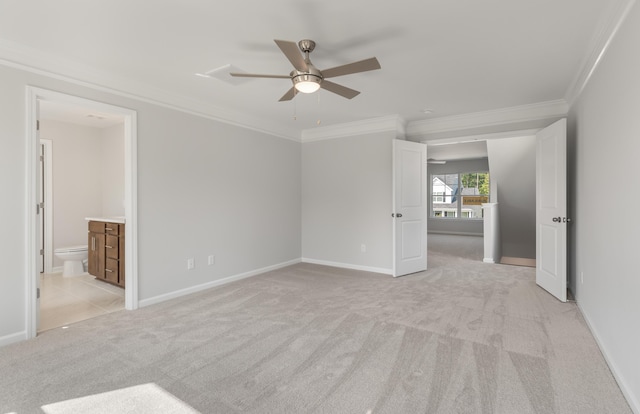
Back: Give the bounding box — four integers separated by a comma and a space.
85, 216, 126, 224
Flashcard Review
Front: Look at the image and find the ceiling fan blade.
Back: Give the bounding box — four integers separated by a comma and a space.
278, 87, 296, 102
229, 72, 290, 79
274, 39, 308, 72
320, 80, 360, 99
321, 57, 381, 78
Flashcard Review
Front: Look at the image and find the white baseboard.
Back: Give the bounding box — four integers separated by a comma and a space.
0, 331, 27, 347
577, 303, 639, 414
139, 258, 301, 308
301, 258, 392, 275
428, 231, 483, 237
483, 258, 496, 264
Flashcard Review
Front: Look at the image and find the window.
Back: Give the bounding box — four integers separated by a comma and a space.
431, 172, 490, 219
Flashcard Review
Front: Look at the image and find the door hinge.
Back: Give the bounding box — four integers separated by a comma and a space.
37, 120, 40, 131
37, 287, 40, 299
40, 249, 44, 255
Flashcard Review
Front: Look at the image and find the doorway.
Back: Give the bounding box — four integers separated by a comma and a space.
26, 87, 138, 339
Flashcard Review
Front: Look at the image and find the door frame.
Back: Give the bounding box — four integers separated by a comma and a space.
40, 139, 53, 274
25, 87, 139, 338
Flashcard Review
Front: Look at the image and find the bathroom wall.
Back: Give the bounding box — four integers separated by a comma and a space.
40, 120, 125, 268
100, 123, 125, 216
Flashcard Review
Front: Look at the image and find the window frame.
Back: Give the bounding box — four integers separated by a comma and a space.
430, 171, 489, 220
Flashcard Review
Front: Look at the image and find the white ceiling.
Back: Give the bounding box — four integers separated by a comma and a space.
0, 0, 626, 139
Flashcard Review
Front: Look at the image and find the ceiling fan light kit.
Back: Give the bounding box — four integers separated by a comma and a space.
230, 39, 381, 101
292, 71, 322, 93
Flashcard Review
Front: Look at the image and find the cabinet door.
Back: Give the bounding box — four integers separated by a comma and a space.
88, 232, 105, 278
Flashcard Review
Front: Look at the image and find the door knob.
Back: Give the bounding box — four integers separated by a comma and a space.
396, 213, 403, 218
552, 217, 561, 222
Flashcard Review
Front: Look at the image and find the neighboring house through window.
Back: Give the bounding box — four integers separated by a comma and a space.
431, 172, 490, 219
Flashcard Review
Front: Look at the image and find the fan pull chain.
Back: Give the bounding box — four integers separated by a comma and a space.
316, 90, 321, 125
292, 90, 297, 121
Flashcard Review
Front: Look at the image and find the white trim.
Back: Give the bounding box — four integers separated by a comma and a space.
0, 331, 27, 347
301, 115, 404, 142
301, 257, 392, 275
40, 139, 53, 274
25, 88, 38, 339
123, 110, 138, 312
482, 258, 496, 264
422, 128, 539, 146
578, 302, 640, 414
427, 230, 483, 237
25, 87, 139, 339
407, 100, 568, 138
565, 0, 637, 105
139, 259, 301, 308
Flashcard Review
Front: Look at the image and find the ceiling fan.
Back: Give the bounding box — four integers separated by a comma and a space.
230, 39, 381, 102
427, 159, 447, 164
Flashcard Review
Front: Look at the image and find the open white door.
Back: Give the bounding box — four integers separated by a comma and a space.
35, 107, 42, 331
393, 139, 427, 277
536, 118, 567, 302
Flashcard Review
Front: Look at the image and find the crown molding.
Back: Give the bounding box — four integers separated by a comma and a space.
0, 39, 300, 142
301, 114, 406, 142
406, 100, 568, 139
422, 128, 540, 146
565, 0, 637, 106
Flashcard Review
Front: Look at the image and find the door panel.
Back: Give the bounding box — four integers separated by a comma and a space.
393, 140, 427, 277
536, 119, 567, 302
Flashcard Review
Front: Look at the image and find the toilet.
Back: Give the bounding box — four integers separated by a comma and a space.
54, 245, 89, 277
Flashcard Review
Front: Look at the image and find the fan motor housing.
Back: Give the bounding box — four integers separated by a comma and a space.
290, 68, 323, 92
298, 39, 316, 53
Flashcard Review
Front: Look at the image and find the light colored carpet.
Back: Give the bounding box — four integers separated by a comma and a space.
41, 383, 199, 414
0, 235, 631, 413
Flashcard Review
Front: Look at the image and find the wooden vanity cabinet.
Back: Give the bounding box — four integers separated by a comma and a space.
88, 221, 125, 288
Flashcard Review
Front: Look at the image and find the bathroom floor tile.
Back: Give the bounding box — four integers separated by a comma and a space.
38, 272, 125, 333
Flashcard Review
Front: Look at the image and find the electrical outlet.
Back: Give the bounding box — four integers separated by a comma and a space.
187, 258, 195, 270
208, 255, 215, 265
361, 244, 366, 253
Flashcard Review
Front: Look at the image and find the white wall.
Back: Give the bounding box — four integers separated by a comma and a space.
569, 2, 640, 411
0, 63, 301, 345
138, 110, 301, 300
302, 132, 393, 272
486, 136, 537, 259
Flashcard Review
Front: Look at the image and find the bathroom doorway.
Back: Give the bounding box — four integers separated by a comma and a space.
26, 87, 138, 338
38, 105, 126, 332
